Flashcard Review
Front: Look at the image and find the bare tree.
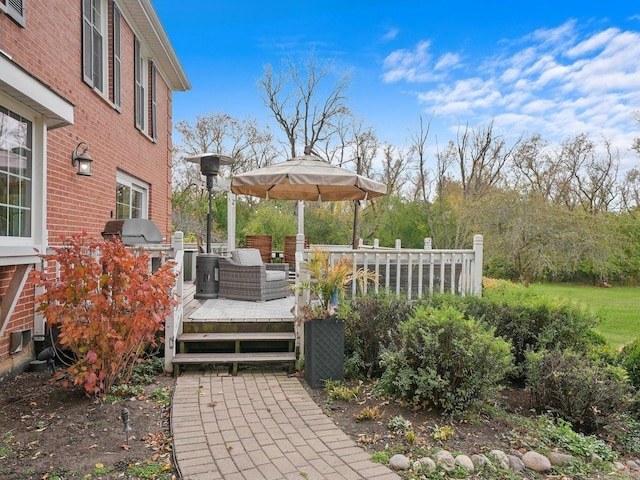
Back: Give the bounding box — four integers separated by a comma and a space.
258, 54, 351, 157
552, 134, 619, 213
444, 121, 518, 200
620, 167, 640, 212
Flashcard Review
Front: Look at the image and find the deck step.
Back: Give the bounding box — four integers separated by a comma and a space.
178, 332, 295, 342
172, 352, 296, 364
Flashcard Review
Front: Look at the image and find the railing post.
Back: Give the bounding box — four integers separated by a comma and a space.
424, 238, 432, 250
165, 231, 184, 373
472, 234, 483, 296
227, 192, 236, 251
395, 239, 401, 249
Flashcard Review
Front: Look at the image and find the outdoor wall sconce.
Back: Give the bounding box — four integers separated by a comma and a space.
71, 141, 93, 176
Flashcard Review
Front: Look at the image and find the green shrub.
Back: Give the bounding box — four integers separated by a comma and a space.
340, 293, 415, 377
422, 285, 602, 380
620, 338, 640, 388
343, 352, 365, 380
525, 349, 632, 434
377, 306, 514, 414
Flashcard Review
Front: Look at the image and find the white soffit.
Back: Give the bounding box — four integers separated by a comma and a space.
0, 53, 74, 129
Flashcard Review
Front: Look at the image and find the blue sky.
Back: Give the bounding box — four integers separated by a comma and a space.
153, 1, 640, 169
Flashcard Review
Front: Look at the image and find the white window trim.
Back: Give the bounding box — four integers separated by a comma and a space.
2, 0, 26, 28
82, 0, 108, 95
112, 2, 122, 109
0, 93, 45, 263
116, 171, 149, 219
134, 36, 150, 135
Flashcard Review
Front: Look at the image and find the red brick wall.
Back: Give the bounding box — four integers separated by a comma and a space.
1, 0, 173, 240
0, 0, 176, 371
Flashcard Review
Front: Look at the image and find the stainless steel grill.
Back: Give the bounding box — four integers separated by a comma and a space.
101, 219, 163, 245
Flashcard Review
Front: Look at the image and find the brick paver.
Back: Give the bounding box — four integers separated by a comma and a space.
172, 372, 401, 480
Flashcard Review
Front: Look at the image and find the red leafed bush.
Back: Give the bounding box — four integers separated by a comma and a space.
32, 233, 177, 397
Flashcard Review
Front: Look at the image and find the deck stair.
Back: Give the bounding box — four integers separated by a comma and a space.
172, 319, 296, 375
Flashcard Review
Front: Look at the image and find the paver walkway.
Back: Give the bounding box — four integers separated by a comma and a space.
172, 372, 401, 480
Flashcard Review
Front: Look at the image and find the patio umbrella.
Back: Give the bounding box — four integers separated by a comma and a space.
230, 151, 387, 202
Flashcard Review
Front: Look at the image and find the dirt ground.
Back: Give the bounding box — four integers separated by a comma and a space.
0, 368, 636, 480
302, 377, 528, 458
0, 369, 175, 480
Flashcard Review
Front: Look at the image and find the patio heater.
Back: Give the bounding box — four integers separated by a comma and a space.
184, 153, 233, 299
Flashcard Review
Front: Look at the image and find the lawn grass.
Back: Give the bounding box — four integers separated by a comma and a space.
529, 283, 640, 349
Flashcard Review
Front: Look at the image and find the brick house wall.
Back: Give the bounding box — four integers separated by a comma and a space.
0, 0, 189, 380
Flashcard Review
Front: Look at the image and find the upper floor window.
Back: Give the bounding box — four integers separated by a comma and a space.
0, 106, 32, 238
82, 0, 105, 92
116, 171, 148, 219
134, 37, 145, 131
134, 38, 157, 140
112, 2, 121, 108
2, 0, 26, 27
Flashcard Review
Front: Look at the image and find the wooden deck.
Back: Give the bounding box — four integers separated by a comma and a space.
172, 280, 297, 375
181, 280, 296, 323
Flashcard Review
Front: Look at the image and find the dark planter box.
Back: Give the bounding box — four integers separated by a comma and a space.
304, 317, 345, 389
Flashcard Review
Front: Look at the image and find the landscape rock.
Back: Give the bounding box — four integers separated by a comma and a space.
433, 450, 456, 471
455, 454, 474, 473
627, 459, 640, 471
508, 454, 525, 473
389, 454, 410, 471
613, 461, 626, 471
548, 451, 575, 467
418, 457, 436, 472
489, 449, 510, 469
471, 454, 492, 470
522, 450, 552, 472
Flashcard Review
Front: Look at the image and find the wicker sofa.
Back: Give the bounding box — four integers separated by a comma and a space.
218, 248, 290, 302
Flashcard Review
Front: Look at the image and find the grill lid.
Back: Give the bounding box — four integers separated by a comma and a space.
102, 219, 164, 245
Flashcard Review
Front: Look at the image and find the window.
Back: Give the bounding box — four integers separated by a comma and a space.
82, 0, 106, 91
134, 37, 145, 131
0, 106, 32, 238
134, 38, 157, 140
2, 0, 26, 27
112, 2, 121, 108
116, 172, 148, 219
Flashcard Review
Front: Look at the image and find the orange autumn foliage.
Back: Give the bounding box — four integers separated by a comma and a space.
32, 233, 177, 397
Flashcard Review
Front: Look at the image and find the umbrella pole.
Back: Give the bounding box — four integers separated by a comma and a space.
297, 201, 304, 235
352, 199, 359, 249
352, 156, 362, 249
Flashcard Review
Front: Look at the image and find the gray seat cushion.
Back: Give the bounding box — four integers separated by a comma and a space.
231, 248, 263, 266
265, 270, 287, 282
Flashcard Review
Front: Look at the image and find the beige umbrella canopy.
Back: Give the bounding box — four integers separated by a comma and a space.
230, 152, 387, 201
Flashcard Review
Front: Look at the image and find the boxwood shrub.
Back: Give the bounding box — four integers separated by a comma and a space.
340, 292, 415, 378
525, 349, 632, 434
420, 284, 602, 380
377, 305, 514, 414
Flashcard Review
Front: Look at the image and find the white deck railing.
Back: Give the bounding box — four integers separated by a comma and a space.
297, 234, 484, 300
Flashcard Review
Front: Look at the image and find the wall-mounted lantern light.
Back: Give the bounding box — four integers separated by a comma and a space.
71, 141, 93, 176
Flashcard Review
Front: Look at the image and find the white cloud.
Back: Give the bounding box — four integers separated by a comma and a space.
382, 40, 457, 83
381, 27, 399, 42
387, 19, 640, 166
434, 52, 461, 71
